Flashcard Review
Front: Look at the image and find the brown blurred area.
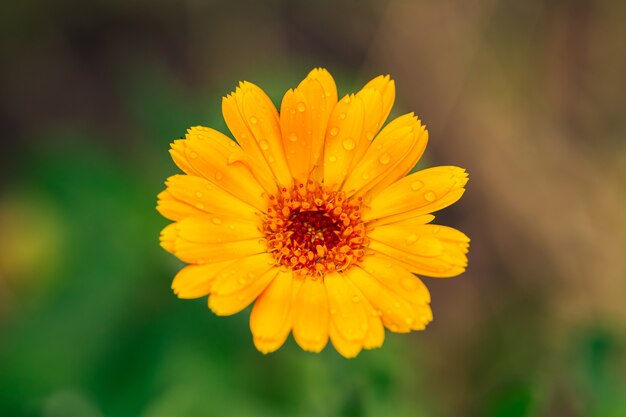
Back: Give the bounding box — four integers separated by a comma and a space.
1, 0, 625, 416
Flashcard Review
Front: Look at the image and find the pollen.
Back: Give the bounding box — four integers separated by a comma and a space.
263, 180, 367, 277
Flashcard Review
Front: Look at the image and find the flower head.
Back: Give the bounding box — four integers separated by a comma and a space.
157, 68, 469, 357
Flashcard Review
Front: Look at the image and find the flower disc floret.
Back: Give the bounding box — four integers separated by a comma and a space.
263, 180, 366, 276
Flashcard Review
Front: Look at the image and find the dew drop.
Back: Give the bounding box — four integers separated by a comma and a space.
212, 217, 222, 225
362, 172, 370, 180
342, 138, 356, 150
366, 131, 374, 140
400, 276, 419, 291
268, 155, 275, 163
288, 133, 298, 142
195, 191, 203, 198
411, 180, 423, 191
189, 151, 198, 159
238, 277, 246, 285
195, 202, 205, 209
378, 153, 391, 165
328, 155, 337, 162
330, 127, 339, 136
406, 234, 418, 245
352, 295, 360, 303
339, 112, 346, 120
405, 317, 414, 325
296, 102, 306, 112
259, 140, 269, 150
249, 116, 258, 124
215, 171, 224, 181
229, 224, 235, 230
424, 191, 436, 202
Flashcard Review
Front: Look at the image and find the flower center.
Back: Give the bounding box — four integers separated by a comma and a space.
263, 180, 367, 276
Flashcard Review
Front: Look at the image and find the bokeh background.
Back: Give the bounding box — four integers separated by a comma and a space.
1, 0, 625, 416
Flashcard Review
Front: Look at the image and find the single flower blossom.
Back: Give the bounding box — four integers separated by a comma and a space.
157, 68, 469, 358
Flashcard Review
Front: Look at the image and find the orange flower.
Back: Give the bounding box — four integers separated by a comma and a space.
157, 68, 469, 357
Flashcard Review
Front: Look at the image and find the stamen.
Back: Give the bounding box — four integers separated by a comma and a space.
262, 182, 367, 276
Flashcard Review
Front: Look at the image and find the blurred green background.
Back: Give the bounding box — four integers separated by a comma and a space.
1, 0, 625, 416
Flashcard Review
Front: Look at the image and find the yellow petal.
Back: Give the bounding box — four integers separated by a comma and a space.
360, 74, 395, 129
170, 215, 265, 264
362, 166, 468, 222
361, 295, 385, 349
162, 174, 258, 222
292, 277, 329, 352
280, 88, 312, 182
280, 69, 337, 183
172, 260, 236, 299
359, 255, 430, 307
348, 89, 382, 170
342, 114, 426, 197
222, 82, 292, 188
368, 224, 469, 278
297, 68, 337, 181
345, 266, 430, 333
159, 223, 177, 253
324, 272, 368, 341
175, 214, 260, 244
169, 127, 268, 210
210, 253, 277, 296
209, 266, 278, 316
250, 269, 294, 354
156, 190, 204, 221
323, 94, 364, 189
366, 128, 429, 198
329, 320, 362, 358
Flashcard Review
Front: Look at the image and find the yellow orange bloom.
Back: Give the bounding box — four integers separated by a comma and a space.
157, 68, 469, 358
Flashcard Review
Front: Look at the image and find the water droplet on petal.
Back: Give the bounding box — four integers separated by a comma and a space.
362, 172, 370, 180
424, 191, 436, 202
259, 140, 269, 150
378, 153, 391, 165
296, 102, 306, 112
328, 155, 337, 162
249, 116, 258, 124
288, 133, 298, 142
212, 217, 222, 225
215, 171, 224, 181
330, 127, 339, 136
268, 155, 275, 163
195, 191, 203, 198
189, 151, 198, 159
406, 234, 418, 245
342, 138, 356, 150
411, 180, 423, 191
400, 276, 419, 291
195, 202, 204, 209
352, 296, 360, 303
339, 112, 346, 120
